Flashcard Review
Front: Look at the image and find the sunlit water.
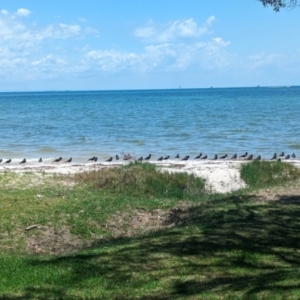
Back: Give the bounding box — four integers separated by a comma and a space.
0, 87, 299, 162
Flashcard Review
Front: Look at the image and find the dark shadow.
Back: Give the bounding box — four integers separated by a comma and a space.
3, 193, 300, 299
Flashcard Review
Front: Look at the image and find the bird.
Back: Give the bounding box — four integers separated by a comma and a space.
240, 152, 248, 158
163, 155, 170, 160
53, 157, 62, 162
38, 158, 42, 163
88, 156, 96, 161
194, 153, 202, 159
175, 154, 179, 159
255, 155, 261, 160
271, 153, 277, 160
137, 156, 143, 161
124, 154, 132, 160
19, 158, 26, 164
145, 154, 151, 160
157, 156, 163, 161
231, 154, 237, 159
106, 157, 113, 162
220, 154, 228, 159
115, 155, 119, 160
66, 157, 72, 163
201, 155, 207, 160
285, 154, 290, 159
0, 159, 2, 163
247, 154, 253, 160
279, 152, 285, 157
182, 155, 189, 161
292, 153, 296, 159
213, 154, 218, 160
5, 159, 11, 164
94, 157, 98, 162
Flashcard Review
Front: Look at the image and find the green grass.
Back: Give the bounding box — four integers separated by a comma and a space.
75, 162, 206, 199
241, 160, 300, 189
1, 163, 300, 299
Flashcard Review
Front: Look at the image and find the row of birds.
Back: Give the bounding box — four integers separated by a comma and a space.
129, 152, 297, 162
0, 152, 296, 165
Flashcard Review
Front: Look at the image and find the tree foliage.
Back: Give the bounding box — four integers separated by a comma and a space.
259, 0, 298, 11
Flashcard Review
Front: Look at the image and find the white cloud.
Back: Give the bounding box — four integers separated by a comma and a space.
135, 16, 216, 42
87, 49, 138, 72
85, 35, 231, 74
16, 8, 31, 17
248, 53, 286, 69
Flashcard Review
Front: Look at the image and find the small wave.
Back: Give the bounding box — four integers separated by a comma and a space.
128, 139, 145, 146
38, 146, 57, 153
289, 144, 300, 150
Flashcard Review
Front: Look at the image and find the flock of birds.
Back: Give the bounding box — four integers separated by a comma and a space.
0, 152, 296, 165
121, 151, 297, 162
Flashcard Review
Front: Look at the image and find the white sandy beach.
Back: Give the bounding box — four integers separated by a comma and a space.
2, 159, 300, 194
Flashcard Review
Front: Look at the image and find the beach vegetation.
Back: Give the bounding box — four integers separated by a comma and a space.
74, 162, 206, 200
240, 160, 300, 188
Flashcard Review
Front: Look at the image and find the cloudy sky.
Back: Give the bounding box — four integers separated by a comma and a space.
0, 0, 299, 91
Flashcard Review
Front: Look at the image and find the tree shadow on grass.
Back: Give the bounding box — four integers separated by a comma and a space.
3, 194, 300, 299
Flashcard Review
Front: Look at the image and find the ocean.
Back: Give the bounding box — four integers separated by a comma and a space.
0, 87, 299, 162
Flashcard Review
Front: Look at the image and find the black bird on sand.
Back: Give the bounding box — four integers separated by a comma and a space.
271, 153, 277, 160
38, 158, 42, 163
240, 152, 248, 158
145, 154, 151, 160
213, 154, 218, 160
231, 154, 237, 159
220, 154, 228, 159
88, 156, 96, 161
285, 154, 290, 159
163, 155, 170, 160
182, 155, 189, 161
116, 155, 119, 160
53, 157, 62, 162
279, 152, 284, 157
255, 155, 261, 160
201, 155, 207, 160
157, 156, 163, 161
19, 158, 26, 164
175, 154, 179, 159
194, 153, 202, 159
106, 157, 113, 162
0, 159, 2, 163
5, 159, 11, 164
137, 156, 143, 161
247, 154, 253, 160
66, 157, 72, 163
292, 153, 296, 159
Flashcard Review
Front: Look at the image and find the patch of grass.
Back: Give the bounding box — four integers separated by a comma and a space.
74, 162, 206, 200
1, 194, 300, 299
240, 160, 300, 189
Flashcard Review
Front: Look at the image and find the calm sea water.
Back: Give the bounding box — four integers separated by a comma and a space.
0, 87, 299, 161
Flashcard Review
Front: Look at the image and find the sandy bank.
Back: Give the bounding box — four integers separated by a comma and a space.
1, 159, 300, 194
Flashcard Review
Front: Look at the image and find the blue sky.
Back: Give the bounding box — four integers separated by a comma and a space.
0, 0, 299, 91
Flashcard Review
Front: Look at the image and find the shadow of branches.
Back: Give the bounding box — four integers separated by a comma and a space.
4, 194, 300, 299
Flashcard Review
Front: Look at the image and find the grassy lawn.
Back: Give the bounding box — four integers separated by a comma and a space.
0, 162, 300, 299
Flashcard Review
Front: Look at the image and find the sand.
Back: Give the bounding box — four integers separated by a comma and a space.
1, 159, 300, 194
